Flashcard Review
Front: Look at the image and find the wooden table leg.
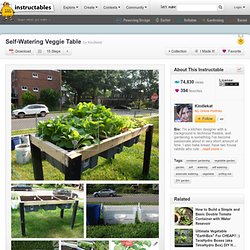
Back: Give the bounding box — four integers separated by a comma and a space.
30, 135, 44, 180
20, 203, 26, 236
60, 209, 64, 219
70, 200, 79, 229
143, 125, 154, 176
65, 155, 82, 180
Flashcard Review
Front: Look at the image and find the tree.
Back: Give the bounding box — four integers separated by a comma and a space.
62, 70, 159, 106
39, 88, 60, 110
22, 91, 37, 106
62, 70, 123, 104
62, 70, 104, 104
115, 70, 159, 108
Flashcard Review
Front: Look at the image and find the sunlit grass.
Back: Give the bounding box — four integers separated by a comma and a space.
11, 206, 83, 238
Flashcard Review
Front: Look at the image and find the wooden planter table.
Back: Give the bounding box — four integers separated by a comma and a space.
29, 124, 154, 180
19, 195, 79, 236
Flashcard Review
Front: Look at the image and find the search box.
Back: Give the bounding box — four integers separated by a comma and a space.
177, 4, 223, 12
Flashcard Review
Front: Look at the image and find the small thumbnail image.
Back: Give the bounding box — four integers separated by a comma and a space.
11, 240, 59, 250
111, 240, 159, 250
175, 229, 193, 247
175, 207, 193, 226
86, 184, 159, 238
61, 240, 109, 250
11, 183, 84, 238
174, 104, 193, 122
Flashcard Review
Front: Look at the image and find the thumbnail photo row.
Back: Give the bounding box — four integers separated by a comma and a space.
11, 240, 159, 250
11, 183, 159, 239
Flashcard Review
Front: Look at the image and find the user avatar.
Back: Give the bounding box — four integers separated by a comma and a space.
174, 104, 192, 122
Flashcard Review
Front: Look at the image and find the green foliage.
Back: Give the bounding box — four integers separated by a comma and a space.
175, 207, 193, 226
78, 241, 93, 250
38, 102, 144, 150
11, 241, 57, 250
93, 241, 109, 250
78, 241, 109, 250
62, 70, 159, 106
12, 117, 159, 181
39, 88, 60, 110
22, 91, 37, 106
175, 229, 193, 246
87, 222, 159, 238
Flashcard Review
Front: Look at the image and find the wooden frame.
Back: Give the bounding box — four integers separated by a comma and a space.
19, 195, 79, 236
30, 124, 154, 180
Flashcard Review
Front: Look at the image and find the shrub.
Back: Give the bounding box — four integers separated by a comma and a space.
87, 222, 159, 238
39, 88, 60, 110
11, 241, 57, 250
22, 91, 37, 106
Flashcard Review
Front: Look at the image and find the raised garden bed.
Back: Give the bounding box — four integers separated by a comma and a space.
30, 124, 153, 180
19, 195, 78, 236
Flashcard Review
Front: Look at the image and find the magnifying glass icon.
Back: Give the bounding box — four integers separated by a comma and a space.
218, 5, 223, 10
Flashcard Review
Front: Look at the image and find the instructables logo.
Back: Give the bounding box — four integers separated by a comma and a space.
237, 36, 244, 45
1, 2, 14, 20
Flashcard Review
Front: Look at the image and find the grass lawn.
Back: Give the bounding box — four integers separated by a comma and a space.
87, 222, 159, 238
11, 207, 83, 238
12, 116, 159, 180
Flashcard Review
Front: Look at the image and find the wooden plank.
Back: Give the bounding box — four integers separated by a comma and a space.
72, 125, 151, 161
22, 200, 75, 206
30, 135, 68, 165
30, 124, 151, 166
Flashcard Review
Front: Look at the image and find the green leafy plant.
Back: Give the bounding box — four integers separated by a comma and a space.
113, 240, 152, 250
78, 241, 109, 250
39, 88, 60, 110
175, 229, 193, 246
22, 91, 37, 106
175, 207, 193, 226
78, 241, 92, 250
38, 102, 144, 150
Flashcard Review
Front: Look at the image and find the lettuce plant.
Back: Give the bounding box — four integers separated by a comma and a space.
38, 102, 144, 150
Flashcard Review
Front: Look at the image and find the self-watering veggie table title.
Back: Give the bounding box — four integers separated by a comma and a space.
30, 102, 154, 180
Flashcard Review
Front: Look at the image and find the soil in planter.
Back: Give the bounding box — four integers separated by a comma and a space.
20, 196, 41, 202
38, 196, 59, 201
54, 195, 73, 200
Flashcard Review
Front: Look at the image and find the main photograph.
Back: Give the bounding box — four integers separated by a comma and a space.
11, 69, 159, 180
